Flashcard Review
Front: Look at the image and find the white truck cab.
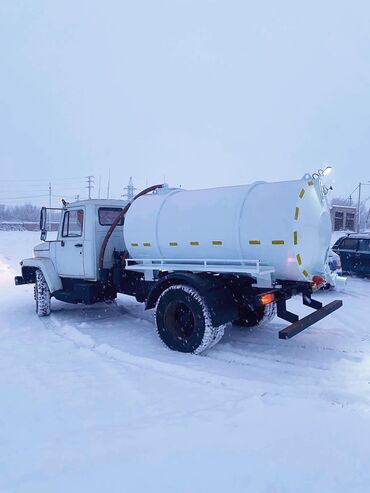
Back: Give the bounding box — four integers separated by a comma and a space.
35, 199, 126, 280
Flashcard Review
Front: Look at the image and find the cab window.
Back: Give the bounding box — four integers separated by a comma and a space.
340, 238, 358, 251
62, 209, 84, 237
98, 207, 124, 226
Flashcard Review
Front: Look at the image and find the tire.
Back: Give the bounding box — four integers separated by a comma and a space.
155, 284, 225, 354
34, 269, 51, 317
233, 302, 276, 328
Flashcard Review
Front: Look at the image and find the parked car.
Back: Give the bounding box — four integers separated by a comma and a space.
319, 249, 345, 290
332, 233, 370, 277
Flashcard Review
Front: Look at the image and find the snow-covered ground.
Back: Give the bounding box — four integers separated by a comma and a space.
1, 232, 370, 492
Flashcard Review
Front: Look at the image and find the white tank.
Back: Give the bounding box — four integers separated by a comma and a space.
124, 174, 332, 282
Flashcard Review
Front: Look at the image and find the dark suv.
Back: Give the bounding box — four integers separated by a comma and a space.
332, 233, 370, 276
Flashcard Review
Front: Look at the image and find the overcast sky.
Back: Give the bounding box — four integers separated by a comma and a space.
1, 0, 370, 205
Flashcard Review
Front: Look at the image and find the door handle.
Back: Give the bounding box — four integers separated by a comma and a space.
75, 243, 83, 247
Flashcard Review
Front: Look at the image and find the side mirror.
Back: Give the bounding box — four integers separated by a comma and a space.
40, 207, 47, 241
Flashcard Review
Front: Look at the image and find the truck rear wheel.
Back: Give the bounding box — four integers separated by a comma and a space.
233, 302, 276, 328
155, 285, 225, 354
34, 269, 51, 317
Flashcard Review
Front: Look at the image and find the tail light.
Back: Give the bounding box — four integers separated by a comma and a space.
312, 275, 325, 288
260, 293, 275, 305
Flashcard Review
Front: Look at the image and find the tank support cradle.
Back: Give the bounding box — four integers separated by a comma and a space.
278, 298, 343, 340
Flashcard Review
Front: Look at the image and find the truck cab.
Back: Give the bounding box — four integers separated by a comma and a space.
37, 199, 126, 280
16, 199, 127, 309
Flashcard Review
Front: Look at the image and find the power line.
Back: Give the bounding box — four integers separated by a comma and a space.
0, 194, 49, 200
0, 177, 85, 182
52, 194, 81, 199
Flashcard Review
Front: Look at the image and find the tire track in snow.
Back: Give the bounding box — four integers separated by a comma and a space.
41, 314, 274, 399
39, 307, 370, 411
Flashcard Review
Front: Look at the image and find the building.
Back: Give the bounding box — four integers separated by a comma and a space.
330, 205, 356, 231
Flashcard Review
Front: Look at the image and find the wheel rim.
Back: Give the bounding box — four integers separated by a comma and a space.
164, 301, 195, 339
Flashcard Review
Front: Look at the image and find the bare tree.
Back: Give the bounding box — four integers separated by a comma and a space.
0, 203, 39, 222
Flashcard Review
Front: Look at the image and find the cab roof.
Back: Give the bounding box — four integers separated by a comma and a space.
64, 198, 127, 208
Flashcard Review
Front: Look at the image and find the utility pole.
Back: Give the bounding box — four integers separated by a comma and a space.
357, 182, 362, 232
107, 169, 111, 199
86, 175, 94, 200
98, 176, 101, 199
48, 182, 51, 230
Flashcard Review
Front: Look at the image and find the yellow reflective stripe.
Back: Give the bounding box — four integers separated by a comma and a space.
131, 243, 139, 247
212, 241, 223, 245
169, 242, 178, 246
249, 240, 261, 245
295, 207, 299, 220
299, 188, 305, 199
190, 241, 199, 246
296, 254, 302, 265
308, 181, 313, 186
272, 240, 285, 245
294, 231, 298, 245
302, 270, 309, 277
143, 242, 151, 247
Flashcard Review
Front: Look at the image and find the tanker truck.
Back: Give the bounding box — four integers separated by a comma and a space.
15, 171, 343, 354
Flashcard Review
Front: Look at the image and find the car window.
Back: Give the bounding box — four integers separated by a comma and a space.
340, 238, 358, 251
62, 209, 84, 237
358, 239, 370, 252
98, 207, 124, 226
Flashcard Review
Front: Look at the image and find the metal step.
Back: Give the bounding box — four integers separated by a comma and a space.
278, 300, 343, 340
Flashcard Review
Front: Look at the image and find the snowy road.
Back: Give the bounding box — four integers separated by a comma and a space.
1, 232, 370, 492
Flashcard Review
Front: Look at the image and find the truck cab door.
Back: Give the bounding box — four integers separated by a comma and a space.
56, 208, 85, 278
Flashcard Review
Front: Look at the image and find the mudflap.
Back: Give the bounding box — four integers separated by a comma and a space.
14, 276, 27, 285
278, 299, 343, 340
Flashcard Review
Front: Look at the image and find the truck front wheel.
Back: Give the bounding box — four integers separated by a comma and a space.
155, 285, 225, 354
34, 269, 51, 317
233, 302, 276, 328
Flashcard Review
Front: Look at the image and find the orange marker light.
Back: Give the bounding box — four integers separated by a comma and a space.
260, 293, 275, 305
